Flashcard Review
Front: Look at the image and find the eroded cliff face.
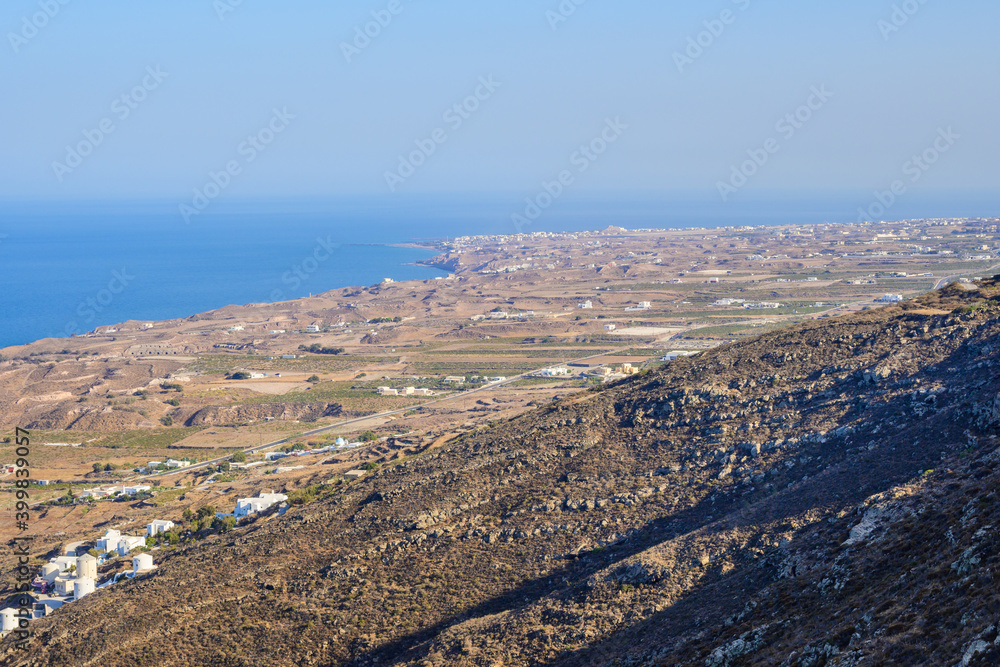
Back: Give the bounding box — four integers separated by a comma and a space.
183, 402, 342, 427
8, 277, 1000, 667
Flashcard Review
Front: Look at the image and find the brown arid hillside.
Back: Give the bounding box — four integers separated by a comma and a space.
5, 277, 1000, 666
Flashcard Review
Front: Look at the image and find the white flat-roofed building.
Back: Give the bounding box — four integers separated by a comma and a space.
234, 492, 288, 519
116, 536, 146, 556
147, 520, 175, 537
662, 350, 698, 361
54, 577, 76, 596
96, 530, 121, 553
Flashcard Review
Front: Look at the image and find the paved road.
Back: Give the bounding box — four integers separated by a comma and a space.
934, 262, 1000, 290
126, 347, 633, 483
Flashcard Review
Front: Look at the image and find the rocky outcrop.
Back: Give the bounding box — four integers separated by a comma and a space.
183, 402, 341, 426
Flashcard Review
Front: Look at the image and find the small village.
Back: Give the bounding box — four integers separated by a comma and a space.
0, 489, 289, 639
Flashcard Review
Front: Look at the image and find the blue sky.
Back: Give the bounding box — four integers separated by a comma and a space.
2, 0, 998, 205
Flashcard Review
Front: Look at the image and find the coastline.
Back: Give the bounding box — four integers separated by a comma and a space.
0, 238, 449, 350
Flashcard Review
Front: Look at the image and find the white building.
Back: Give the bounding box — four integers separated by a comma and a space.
876, 294, 903, 303
41, 563, 61, 584
55, 577, 77, 596
96, 530, 121, 553
122, 484, 152, 495
1, 607, 19, 636
77, 554, 98, 580
147, 520, 175, 537
443, 376, 465, 384
604, 324, 617, 331
541, 367, 570, 377
234, 492, 288, 519
97, 529, 145, 555
133, 554, 155, 574
116, 536, 146, 556
305, 325, 321, 333
662, 351, 698, 361
165, 459, 190, 469
73, 577, 96, 600
578, 300, 593, 309
377, 387, 399, 396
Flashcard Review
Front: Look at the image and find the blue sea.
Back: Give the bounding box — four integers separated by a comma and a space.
1, 192, 996, 349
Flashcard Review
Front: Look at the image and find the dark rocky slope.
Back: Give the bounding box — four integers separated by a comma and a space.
6, 278, 1000, 667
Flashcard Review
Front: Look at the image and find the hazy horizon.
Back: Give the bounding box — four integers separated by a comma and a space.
3, 1, 998, 211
